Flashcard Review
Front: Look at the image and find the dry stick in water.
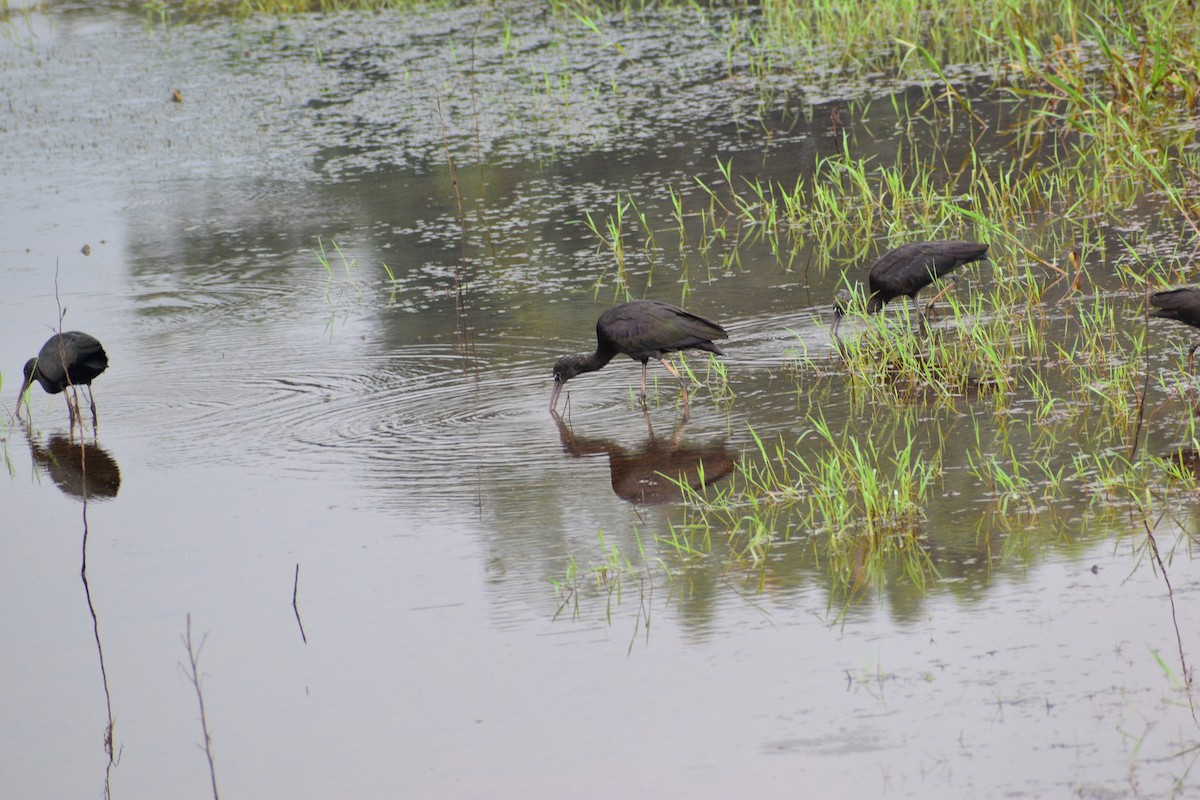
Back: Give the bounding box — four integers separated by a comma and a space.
1130, 294, 1152, 463
433, 92, 476, 375
78, 442, 118, 796
434, 92, 486, 516
1141, 519, 1198, 727
58, 258, 119, 788
182, 614, 220, 800
293, 563, 307, 644
55, 266, 86, 431
52, 262, 85, 435
1130, 356, 1152, 462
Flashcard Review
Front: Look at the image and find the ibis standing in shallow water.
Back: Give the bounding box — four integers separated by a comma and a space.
831, 240, 990, 337
17, 331, 109, 431
550, 300, 728, 416
1149, 288, 1200, 370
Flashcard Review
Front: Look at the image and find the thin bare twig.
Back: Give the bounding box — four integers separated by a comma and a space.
1142, 520, 1197, 727
1130, 294, 1152, 462
434, 90, 485, 517
181, 614, 220, 800
293, 563, 307, 644
79, 443, 117, 798
53, 263, 84, 437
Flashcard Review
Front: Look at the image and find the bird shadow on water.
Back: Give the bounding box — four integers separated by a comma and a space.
553, 411, 736, 505
24, 427, 121, 796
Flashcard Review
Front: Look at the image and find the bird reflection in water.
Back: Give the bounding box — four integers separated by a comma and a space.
554, 413, 735, 505
24, 429, 122, 789
28, 432, 121, 502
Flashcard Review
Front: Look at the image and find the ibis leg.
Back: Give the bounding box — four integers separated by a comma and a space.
64, 391, 78, 434
914, 302, 929, 338
657, 358, 691, 416
924, 276, 960, 318
86, 385, 99, 430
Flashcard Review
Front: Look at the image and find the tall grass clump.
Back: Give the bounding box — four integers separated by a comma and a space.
675, 414, 942, 592
998, 3, 1200, 229
833, 301, 1025, 409
819, 240, 1051, 410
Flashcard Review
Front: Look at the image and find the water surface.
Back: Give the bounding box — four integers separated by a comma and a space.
2, 4, 1199, 798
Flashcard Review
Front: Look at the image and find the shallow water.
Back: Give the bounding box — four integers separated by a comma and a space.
3, 4, 1200, 798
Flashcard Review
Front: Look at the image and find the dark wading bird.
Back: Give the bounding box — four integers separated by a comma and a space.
17, 331, 109, 430
550, 300, 728, 416
831, 240, 990, 338
1149, 288, 1200, 370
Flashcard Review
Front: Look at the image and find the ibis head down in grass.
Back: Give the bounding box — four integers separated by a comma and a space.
831, 240, 989, 337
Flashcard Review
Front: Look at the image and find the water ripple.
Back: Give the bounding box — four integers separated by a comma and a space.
107, 338, 573, 500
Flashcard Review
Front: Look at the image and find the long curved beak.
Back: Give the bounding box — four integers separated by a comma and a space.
549, 379, 564, 414
15, 377, 32, 420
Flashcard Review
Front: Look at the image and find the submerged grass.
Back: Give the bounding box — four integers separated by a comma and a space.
667, 414, 943, 597
832, 291, 1030, 410
552, 0, 1200, 606
565, 204, 1200, 610
178, 0, 1200, 606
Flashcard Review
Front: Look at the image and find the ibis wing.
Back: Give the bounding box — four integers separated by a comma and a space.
70, 334, 109, 380
34, 335, 77, 385
36, 332, 108, 386
599, 301, 728, 359
1150, 288, 1200, 327
869, 240, 988, 298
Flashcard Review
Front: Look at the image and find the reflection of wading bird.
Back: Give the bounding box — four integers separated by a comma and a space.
29, 433, 122, 501
17, 332, 109, 430
550, 300, 728, 416
553, 414, 735, 505
831, 240, 990, 338
1150, 288, 1200, 371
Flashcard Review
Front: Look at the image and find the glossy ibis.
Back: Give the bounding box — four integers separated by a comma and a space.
550, 300, 728, 416
17, 331, 109, 430
831, 240, 989, 337
1150, 288, 1200, 369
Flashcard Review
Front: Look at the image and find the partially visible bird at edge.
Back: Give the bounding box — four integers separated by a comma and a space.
17, 331, 109, 432
550, 300, 728, 416
1149, 287, 1200, 371
831, 240, 990, 339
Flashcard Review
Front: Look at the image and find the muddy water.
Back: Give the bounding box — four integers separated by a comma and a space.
2, 4, 1199, 799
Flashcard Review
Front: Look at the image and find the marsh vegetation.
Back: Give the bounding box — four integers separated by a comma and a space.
5, 0, 1200, 796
